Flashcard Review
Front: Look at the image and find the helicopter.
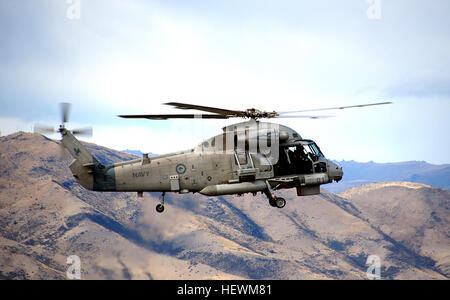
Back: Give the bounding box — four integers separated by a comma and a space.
34, 101, 391, 213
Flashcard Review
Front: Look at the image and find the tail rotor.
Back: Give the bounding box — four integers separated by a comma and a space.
33, 102, 93, 159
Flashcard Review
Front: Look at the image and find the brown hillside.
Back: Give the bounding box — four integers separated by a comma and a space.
339, 182, 450, 277
0, 132, 448, 279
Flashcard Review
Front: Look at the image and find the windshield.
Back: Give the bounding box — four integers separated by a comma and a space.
307, 142, 324, 157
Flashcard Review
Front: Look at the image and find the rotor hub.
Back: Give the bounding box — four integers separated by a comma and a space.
244, 108, 279, 119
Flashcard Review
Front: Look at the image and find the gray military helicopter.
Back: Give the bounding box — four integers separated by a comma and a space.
35, 101, 391, 213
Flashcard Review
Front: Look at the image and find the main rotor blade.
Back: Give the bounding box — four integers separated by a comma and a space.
275, 115, 334, 119
279, 101, 392, 114
164, 102, 244, 117
118, 114, 230, 120
60, 102, 72, 124
72, 127, 93, 138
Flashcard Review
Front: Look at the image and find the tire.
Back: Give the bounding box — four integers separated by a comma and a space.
156, 204, 165, 213
275, 197, 286, 209
269, 198, 277, 207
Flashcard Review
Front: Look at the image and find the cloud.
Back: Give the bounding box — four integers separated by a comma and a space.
1, 0, 450, 163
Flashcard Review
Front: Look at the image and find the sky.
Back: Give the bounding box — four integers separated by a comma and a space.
0, 0, 449, 164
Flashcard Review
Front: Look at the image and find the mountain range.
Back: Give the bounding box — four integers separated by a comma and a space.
122, 150, 157, 157
325, 160, 450, 193
0, 132, 448, 279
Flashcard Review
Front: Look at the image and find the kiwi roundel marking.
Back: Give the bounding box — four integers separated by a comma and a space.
176, 163, 187, 175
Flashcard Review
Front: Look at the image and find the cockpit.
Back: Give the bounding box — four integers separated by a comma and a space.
296, 140, 324, 161
192, 121, 334, 177
275, 139, 326, 176
304, 141, 324, 158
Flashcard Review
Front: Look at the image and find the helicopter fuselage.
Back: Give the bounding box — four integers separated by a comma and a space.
63, 121, 343, 207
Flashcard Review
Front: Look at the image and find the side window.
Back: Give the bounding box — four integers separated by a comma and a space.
266, 131, 272, 147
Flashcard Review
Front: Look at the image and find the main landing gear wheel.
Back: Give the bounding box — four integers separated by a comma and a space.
269, 197, 286, 208
275, 197, 286, 209
156, 203, 165, 213
264, 180, 286, 209
269, 198, 277, 207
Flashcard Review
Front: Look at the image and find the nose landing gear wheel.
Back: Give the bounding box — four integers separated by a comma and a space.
156, 203, 165, 213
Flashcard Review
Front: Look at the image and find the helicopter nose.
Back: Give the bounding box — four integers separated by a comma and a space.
328, 161, 343, 182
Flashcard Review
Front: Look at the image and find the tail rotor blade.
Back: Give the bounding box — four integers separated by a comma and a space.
60, 102, 72, 124
72, 127, 93, 138
34, 124, 55, 135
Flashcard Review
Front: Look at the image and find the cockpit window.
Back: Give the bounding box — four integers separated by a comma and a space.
308, 143, 324, 157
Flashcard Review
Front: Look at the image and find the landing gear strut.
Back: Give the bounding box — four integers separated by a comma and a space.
264, 181, 286, 209
156, 192, 165, 213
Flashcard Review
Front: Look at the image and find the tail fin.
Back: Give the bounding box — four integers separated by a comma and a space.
61, 129, 98, 165
61, 129, 116, 191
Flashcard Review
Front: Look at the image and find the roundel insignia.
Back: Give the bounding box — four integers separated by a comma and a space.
175, 164, 187, 175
